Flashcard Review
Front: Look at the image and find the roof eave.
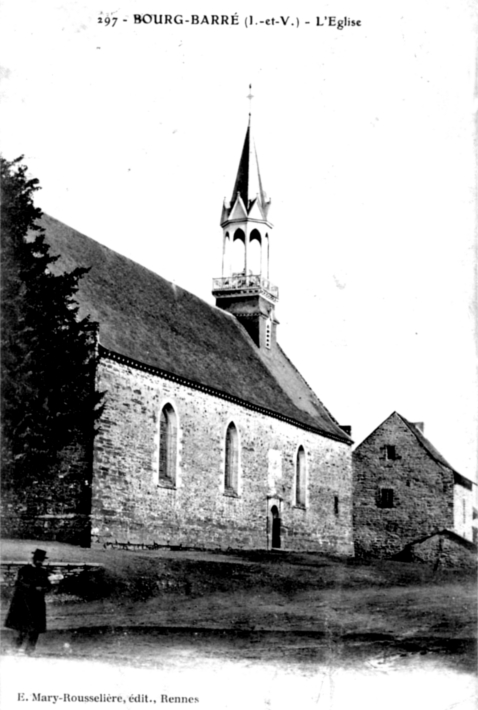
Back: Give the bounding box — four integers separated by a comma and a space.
98, 344, 353, 445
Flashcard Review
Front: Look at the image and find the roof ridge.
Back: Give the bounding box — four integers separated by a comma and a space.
355, 412, 476, 486
398, 413, 459, 474
42, 214, 181, 286
353, 411, 400, 450
42, 214, 230, 319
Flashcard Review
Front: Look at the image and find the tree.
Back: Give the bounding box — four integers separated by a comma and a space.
1, 155, 103, 494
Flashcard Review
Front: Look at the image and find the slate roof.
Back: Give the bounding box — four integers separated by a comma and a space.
231, 123, 265, 207
39, 214, 351, 444
400, 415, 455, 470
222, 121, 271, 222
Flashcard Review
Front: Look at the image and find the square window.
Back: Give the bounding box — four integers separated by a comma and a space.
386, 445, 396, 460
378, 488, 394, 508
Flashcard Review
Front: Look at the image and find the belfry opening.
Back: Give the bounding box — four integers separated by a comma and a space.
212, 111, 278, 350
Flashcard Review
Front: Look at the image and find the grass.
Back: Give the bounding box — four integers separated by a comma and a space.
1, 538, 476, 670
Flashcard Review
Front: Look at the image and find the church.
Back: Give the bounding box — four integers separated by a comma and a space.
7, 117, 355, 553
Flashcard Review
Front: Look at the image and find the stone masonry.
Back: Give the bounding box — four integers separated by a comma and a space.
91, 354, 354, 555
401, 530, 477, 570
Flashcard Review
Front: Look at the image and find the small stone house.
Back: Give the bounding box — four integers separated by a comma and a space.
2, 119, 354, 554
353, 412, 475, 558
398, 529, 477, 570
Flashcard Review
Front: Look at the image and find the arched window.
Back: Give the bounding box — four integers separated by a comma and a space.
158, 404, 177, 485
233, 227, 246, 243
224, 422, 239, 493
231, 232, 246, 275
295, 446, 306, 507
249, 228, 262, 275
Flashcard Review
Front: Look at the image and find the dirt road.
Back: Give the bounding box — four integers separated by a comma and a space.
1, 629, 477, 710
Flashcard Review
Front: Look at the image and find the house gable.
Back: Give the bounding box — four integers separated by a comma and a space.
352, 412, 456, 557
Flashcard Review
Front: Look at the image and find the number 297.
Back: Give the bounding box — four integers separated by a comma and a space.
98, 16, 118, 27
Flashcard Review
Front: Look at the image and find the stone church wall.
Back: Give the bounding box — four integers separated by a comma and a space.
353, 416, 455, 558
91, 356, 354, 555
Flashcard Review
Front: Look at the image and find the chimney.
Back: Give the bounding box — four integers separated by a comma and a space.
412, 422, 424, 433
341, 425, 352, 437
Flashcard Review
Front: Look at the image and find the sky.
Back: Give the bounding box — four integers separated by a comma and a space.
1, 0, 477, 482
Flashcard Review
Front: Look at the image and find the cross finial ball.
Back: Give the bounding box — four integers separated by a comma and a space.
247, 84, 254, 108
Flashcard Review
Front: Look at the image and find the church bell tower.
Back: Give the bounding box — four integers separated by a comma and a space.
212, 94, 279, 349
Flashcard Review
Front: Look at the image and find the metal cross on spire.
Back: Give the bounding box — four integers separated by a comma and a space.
247, 84, 254, 123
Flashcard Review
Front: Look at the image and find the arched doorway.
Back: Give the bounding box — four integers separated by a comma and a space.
271, 505, 281, 549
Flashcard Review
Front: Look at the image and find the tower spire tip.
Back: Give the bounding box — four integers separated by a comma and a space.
247, 84, 254, 123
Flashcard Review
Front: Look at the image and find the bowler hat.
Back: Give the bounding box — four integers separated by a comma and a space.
32, 549, 48, 561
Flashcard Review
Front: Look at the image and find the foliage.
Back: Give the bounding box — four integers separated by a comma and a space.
1, 155, 103, 489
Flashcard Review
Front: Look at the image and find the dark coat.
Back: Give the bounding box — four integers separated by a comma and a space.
5, 564, 51, 633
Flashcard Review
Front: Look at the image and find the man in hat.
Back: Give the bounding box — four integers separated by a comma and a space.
5, 549, 52, 654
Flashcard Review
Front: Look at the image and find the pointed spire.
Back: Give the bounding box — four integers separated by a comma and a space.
228, 120, 270, 218
220, 87, 272, 227
214, 89, 278, 324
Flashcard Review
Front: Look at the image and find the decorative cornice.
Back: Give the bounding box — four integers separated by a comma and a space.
98, 345, 352, 445
220, 217, 273, 229
212, 288, 278, 304
227, 312, 268, 319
